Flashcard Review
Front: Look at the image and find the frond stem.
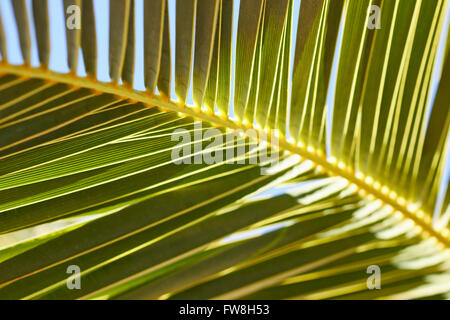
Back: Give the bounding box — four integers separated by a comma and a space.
1, 63, 448, 248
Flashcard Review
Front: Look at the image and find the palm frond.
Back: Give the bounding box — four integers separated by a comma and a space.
0, 0, 449, 300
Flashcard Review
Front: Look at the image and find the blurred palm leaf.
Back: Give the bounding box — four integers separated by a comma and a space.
0, 0, 449, 300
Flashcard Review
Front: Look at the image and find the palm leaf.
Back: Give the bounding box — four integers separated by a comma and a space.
0, 0, 449, 300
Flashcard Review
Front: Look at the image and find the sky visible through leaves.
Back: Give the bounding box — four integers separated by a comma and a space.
0, 0, 448, 221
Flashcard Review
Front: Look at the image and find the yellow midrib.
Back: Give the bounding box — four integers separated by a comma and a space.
1, 62, 449, 248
